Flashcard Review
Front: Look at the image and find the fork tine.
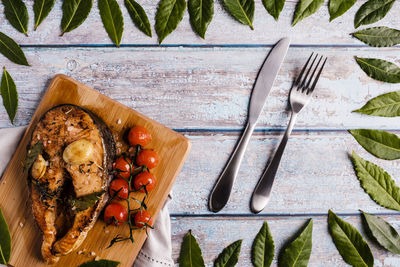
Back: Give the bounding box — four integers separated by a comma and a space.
304, 55, 323, 93
295, 53, 314, 85
299, 54, 318, 91
309, 57, 327, 93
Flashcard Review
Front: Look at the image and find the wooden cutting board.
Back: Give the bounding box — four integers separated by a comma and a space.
0, 75, 191, 267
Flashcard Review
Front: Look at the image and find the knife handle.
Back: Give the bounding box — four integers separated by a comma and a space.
209, 122, 256, 212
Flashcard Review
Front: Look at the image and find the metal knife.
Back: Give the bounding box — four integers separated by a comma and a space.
208, 37, 291, 213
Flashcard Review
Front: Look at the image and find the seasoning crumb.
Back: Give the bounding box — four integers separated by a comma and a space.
95, 256, 100, 261
77, 250, 83, 255
117, 119, 122, 124
105, 230, 110, 234
19, 222, 24, 227
90, 252, 96, 256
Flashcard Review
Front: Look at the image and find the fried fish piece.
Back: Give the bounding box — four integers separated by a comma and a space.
28, 105, 115, 264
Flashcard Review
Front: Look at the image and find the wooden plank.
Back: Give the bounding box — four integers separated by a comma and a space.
170, 215, 400, 266
0, 75, 191, 266
0, 46, 399, 129
0, 0, 399, 45
169, 132, 400, 215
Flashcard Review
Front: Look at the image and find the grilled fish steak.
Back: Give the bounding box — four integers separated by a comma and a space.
27, 105, 115, 264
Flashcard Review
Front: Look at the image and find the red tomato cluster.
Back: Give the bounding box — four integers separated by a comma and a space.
104, 126, 158, 228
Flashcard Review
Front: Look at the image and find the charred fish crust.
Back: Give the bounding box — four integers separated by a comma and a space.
26, 104, 116, 263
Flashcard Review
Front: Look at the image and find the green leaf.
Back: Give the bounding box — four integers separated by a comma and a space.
33, 0, 56, 30
353, 91, 400, 117
262, 0, 285, 21
252, 221, 274, 267
352, 151, 400, 211
78, 259, 120, 267
61, 0, 93, 35
356, 57, 400, 84
99, 0, 124, 47
25, 142, 43, 171
329, 0, 356, 21
179, 230, 205, 267
0, 208, 11, 264
222, 0, 254, 30
352, 27, 400, 47
1, 68, 18, 124
214, 239, 242, 267
279, 219, 313, 267
124, 0, 152, 37
155, 0, 186, 44
68, 191, 105, 213
0, 32, 29, 66
292, 0, 324, 26
328, 210, 374, 267
188, 0, 214, 39
361, 211, 400, 254
354, 0, 395, 28
349, 129, 400, 160
1, 0, 29, 36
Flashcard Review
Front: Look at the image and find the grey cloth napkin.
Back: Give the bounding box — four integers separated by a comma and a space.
0, 127, 174, 267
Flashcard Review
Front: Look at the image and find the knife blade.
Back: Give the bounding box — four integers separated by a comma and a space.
208, 37, 291, 213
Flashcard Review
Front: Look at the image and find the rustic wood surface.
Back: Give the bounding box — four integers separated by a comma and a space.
0, 0, 399, 266
0, 75, 190, 267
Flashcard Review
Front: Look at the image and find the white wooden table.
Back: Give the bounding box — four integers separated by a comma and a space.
1, 0, 400, 266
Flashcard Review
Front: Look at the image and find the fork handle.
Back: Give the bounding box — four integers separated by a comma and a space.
250, 112, 297, 213
209, 122, 256, 212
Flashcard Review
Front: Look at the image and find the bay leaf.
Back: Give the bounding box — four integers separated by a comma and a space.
0, 208, 11, 264
214, 239, 242, 267
354, 0, 395, 29
61, 0, 93, 35
352, 151, 400, 211
353, 91, 400, 117
262, 0, 285, 21
78, 259, 120, 267
329, 0, 356, 21
155, 0, 186, 44
356, 57, 400, 84
349, 129, 400, 160
328, 210, 373, 267
68, 191, 105, 213
188, 0, 214, 39
124, 0, 152, 37
25, 142, 43, 171
33, 0, 56, 30
279, 219, 313, 267
0, 32, 29, 66
179, 230, 205, 267
292, 0, 324, 26
361, 211, 400, 254
1, 68, 18, 124
1, 0, 29, 36
99, 0, 124, 47
252, 221, 274, 267
352, 27, 400, 47
222, 0, 254, 30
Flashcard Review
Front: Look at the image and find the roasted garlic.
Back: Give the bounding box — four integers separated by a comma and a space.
63, 139, 94, 165
31, 154, 47, 179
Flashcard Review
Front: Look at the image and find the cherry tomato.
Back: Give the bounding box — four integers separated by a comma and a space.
109, 179, 129, 200
113, 156, 133, 179
136, 149, 159, 169
128, 126, 152, 147
104, 203, 128, 226
134, 172, 156, 192
133, 210, 152, 228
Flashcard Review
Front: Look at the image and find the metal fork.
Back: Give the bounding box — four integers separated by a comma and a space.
250, 53, 327, 213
